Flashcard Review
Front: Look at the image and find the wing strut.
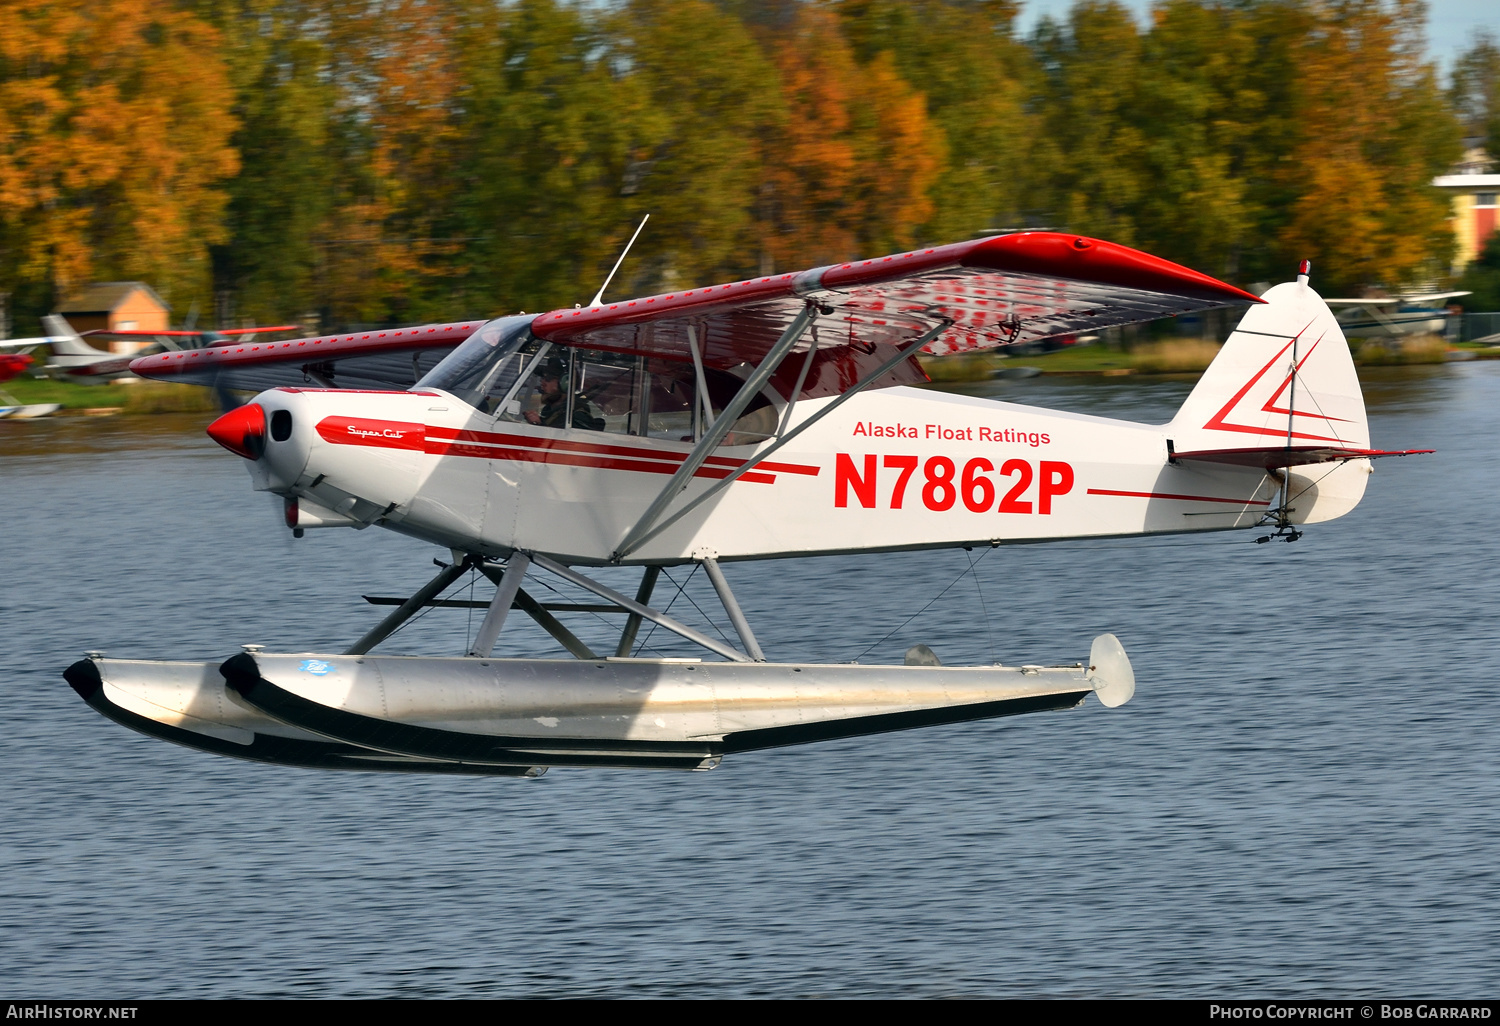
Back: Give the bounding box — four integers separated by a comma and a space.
615, 316, 952, 560
687, 326, 715, 439
613, 301, 820, 559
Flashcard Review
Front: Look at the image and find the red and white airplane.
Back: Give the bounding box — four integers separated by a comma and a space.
65, 232, 1427, 776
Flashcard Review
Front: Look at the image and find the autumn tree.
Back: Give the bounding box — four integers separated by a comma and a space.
837, 0, 1039, 244
757, 3, 942, 271
1027, 0, 1457, 293
1274, 0, 1461, 293
208, 0, 475, 328
0, 0, 238, 331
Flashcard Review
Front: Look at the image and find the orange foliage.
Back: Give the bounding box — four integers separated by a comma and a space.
759, 4, 940, 271
1277, 0, 1458, 290
312, 0, 465, 322
0, 0, 238, 305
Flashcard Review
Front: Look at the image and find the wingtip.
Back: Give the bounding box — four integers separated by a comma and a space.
971, 232, 1264, 306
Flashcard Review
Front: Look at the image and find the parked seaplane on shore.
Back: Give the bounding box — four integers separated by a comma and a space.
1324, 289, 1471, 339
41, 314, 303, 385
65, 231, 1428, 776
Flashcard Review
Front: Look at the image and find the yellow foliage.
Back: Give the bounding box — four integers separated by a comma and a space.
759, 4, 942, 271
0, 0, 238, 308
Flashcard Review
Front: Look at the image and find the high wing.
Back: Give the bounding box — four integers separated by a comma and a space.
131, 232, 1259, 396
129, 320, 486, 392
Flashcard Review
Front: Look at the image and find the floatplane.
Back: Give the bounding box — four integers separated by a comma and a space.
65, 232, 1427, 776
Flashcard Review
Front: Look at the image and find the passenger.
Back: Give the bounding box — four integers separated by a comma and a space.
526, 358, 605, 430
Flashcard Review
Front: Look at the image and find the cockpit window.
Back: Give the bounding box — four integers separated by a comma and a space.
420, 321, 779, 444
574, 351, 639, 433
507, 349, 606, 431
414, 314, 534, 410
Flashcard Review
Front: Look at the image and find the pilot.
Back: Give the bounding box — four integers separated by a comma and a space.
526, 358, 605, 430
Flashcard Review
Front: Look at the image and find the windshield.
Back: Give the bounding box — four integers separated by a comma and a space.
414, 315, 535, 409
415, 315, 778, 441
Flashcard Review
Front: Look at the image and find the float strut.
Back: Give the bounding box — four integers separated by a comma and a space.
701, 558, 765, 662
615, 566, 661, 657
528, 553, 751, 662
476, 565, 602, 660
468, 554, 530, 658
345, 556, 474, 656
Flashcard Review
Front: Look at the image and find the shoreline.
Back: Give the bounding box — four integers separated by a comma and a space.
3, 339, 1495, 421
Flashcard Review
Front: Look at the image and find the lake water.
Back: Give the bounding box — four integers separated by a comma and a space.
1, 365, 1495, 997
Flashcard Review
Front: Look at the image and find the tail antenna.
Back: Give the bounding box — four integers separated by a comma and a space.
590, 214, 650, 309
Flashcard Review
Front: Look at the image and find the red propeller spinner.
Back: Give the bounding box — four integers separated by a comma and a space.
206, 403, 266, 460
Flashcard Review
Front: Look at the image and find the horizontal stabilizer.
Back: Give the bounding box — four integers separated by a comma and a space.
1172, 445, 1434, 471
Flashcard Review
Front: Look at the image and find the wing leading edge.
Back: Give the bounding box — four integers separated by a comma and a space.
130, 321, 485, 393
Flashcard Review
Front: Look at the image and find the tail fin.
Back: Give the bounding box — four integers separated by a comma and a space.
1169, 273, 1372, 525
42, 315, 108, 357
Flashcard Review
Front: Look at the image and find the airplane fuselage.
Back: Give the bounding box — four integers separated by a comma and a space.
237, 383, 1335, 565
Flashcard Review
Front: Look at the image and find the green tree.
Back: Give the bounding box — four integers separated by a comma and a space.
1450, 31, 1500, 160
1128, 0, 1251, 277
192, 1, 343, 326
837, 0, 1038, 243
1457, 230, 1500, 311
608, 0, 785, 292
1029, 1, 1148, 246
447, 0, 656, 315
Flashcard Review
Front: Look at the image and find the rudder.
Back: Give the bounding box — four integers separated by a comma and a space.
1169, 270, 1372, 525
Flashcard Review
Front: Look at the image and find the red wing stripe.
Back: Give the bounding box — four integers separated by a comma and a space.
756, 461, 820, 476
1087, 487, 1270, 506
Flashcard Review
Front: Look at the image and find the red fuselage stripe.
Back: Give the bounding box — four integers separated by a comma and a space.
318, 416, 793, 484
423, 425, 819, 475
424, 440, 776, 482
